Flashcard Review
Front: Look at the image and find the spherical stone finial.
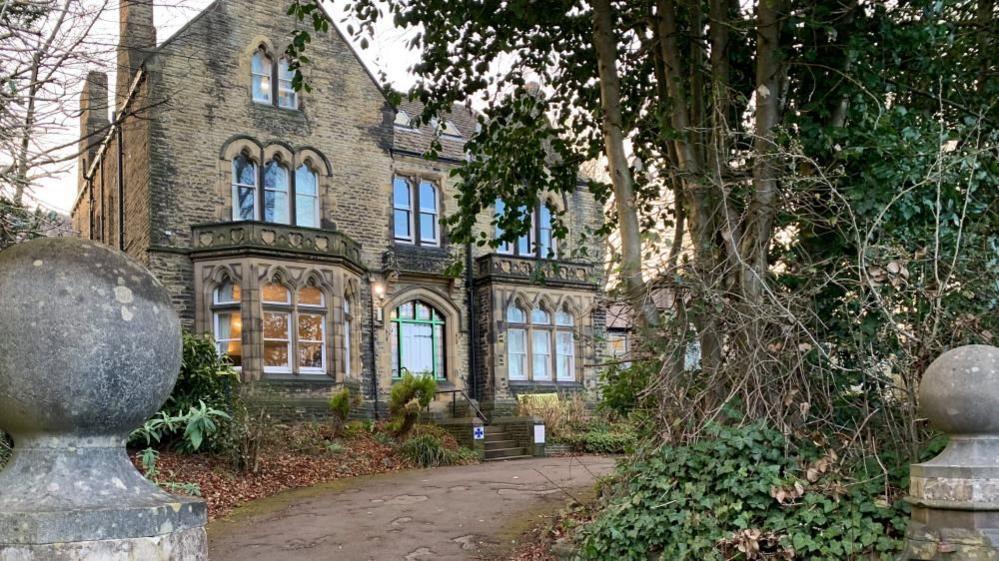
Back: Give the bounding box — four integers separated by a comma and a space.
0, 237, 181, 440
919, 344, 999, 436
0, 238, 205, 556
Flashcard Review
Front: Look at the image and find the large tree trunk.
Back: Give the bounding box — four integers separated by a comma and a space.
741, 0, 784, 302
591, 0, 659, 328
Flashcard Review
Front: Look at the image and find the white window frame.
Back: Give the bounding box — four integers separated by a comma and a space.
343, 296, 352, 377
295, 164, 320, 228
418, 180, 440, 246
539, 204, 557, 259
277, 58, 298, 109
263, 160, 291, 224
508, 328, 528, 381
212, 281, 242, 370
262, 282, 292, 374
232, 156, 258, 221
393, 176, 414, 243
251, 49, 273, 104
262, 310, 292, 374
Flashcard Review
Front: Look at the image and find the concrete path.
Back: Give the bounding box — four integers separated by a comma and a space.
208, 455, 616, 561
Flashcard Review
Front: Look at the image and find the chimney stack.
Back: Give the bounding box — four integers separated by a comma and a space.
117, 0, 155, 106
78, 71, 109, 191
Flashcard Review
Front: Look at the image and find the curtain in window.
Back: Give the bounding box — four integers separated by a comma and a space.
508, 328, 527, 380
391, 300, 445, 379
555, 331, 574, 380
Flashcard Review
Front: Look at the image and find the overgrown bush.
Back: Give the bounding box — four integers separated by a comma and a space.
517, 393, 589, 440
575, 423, 908, 561
132, 332, 239, 454
387, 373, 436, 437
222, 404, 269, 473
399, 434, 476, 467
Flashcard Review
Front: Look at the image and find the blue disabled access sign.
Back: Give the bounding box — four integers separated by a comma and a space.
473, 426, 485, 440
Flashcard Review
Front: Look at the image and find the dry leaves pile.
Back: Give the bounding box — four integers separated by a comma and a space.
131, 425, 412, 520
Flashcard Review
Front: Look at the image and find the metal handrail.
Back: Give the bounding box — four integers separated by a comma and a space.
434, 389, 489, 424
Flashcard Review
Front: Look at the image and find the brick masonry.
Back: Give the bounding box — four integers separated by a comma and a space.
70, 0, 609, 417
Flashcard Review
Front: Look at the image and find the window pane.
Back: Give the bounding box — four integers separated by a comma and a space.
531, 308, 550, 324
555, 310, 573, 326
296, 193, 317, 227
296, 166, 318, 195
540, 205, 555, 258
398, 302, 414, 319
507, 305, 525, 323
433, 323, 445, 379
419, 212, 437, 243
415, 302, 431, 320
214, 312, 242, 368
400, 322, 434, 376
508, 329, 527, 380
252, 50, 270, 74
299, 286, 323, 307
262, 283, 289, 304
277, 59, 297, 109
394, 209, 411, 239
419, 181, 436, 212
234, 156, 256, 186
393, 177, 411, 208
556, 331, 574, 380
264, 162, 290, 224
532, 330, 552, 380
263, 311, 289, 338
224, 340, 243, 367
298, 313, 324, 341
252, 51, 272, 103
344, 318, 352, 375
298, 343, 323, 369
264, 342, 289, 368
236, 187, 255, 220
215, 282, 240, 304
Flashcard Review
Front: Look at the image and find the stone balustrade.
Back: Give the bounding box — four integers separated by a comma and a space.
475, 253, 597, 288
191, 220, 363, 270
0, 238, 207, 560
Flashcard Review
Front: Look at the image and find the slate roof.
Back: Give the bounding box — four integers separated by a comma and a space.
393, 100, 479, 162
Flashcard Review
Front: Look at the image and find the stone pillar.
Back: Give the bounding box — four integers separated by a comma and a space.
0, 238, 207, 560
902, 345, 999, 561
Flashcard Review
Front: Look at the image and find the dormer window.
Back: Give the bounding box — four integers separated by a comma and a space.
394, 110, 414, 128
251, 48, 272, 104
441, 120, 462, 138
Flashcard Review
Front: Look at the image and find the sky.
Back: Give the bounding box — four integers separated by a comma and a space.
31, 0, 420, 214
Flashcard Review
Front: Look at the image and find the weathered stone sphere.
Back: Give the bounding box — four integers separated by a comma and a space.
919, 344, 999, 436
0, 237, 181, 439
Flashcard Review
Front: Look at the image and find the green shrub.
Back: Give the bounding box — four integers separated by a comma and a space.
130, 401, 231, 454
567, 427, 635, 454
574, 423, 907, 561
328, 387, 353, 421
168, 332, 239, 416
399, 434, 476, 467
387, 373, 436, 437
132, 332, 239, 454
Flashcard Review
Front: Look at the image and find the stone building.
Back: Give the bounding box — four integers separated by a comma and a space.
71, 0, 607, 418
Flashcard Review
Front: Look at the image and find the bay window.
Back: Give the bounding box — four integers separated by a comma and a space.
506, 302, 577, 383
262, 282, 292, 373
296, 285, 326, 373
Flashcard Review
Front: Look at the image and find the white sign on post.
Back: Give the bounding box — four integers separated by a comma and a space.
473, 426, 485, 440
534, 424, 546, 444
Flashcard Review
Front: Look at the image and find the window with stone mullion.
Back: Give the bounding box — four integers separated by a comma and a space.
393, 176, 440, 247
